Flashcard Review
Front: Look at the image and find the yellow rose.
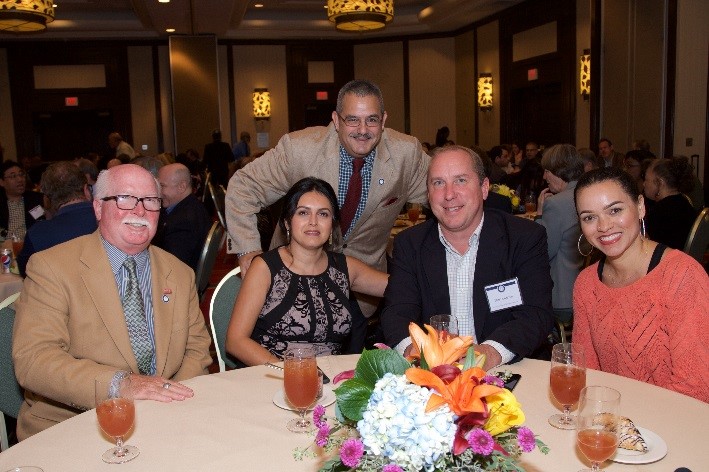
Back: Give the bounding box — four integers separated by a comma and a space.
483, 389, 525, 436
511, 195, 520, 208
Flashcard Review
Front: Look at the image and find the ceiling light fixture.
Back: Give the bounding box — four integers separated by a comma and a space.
166, 28, 175, 33
327, 0, 394, 32
158, 0, 171, 4
0, 0, 55, 33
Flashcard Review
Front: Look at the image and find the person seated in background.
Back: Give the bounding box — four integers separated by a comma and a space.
225, 177, 389, 367
473, 145, 513, 214
132, 155, 165, 178
572, 167, 708, 402
74, 157, 99, 189
12, 164, 212, 439
153, 163, 211, 272
0, 160, 44, 239
232, 131, 251, 162
381, 146, 554, 371
577, 148, 598, 173
534, 144, 585, 327
17, 161, 97, 276
642, 156, 698, 249
487, 145, 511, 183
596, 137, 624, 169
510, 142, 524, 170
622, 149, 654, 195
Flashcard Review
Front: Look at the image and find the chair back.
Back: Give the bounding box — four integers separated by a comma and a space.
209, 267, 242, 372
208, 181, 227, 230
683, 207, 709, 264
0, 292, 23, 451
195, 221, 225, 300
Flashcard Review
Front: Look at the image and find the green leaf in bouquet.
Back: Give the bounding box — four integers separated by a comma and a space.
353, 348, 410, 387
334, 378, 373, 421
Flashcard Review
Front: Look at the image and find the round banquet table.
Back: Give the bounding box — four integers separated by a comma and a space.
0, 356, 706, 471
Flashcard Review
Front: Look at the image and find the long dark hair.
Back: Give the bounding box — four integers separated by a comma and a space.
574, 167, 640, 207
279, 177, 341, 236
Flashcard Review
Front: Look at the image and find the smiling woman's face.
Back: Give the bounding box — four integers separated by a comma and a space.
575, 180, 645, 259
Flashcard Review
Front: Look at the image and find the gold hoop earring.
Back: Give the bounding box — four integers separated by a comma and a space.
577, 234, 593, 257
640, 218, 646, 238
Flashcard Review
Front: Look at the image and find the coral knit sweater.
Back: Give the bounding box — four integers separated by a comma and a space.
573, 249, 709, 403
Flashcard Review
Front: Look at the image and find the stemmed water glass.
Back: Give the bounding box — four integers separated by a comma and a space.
576, 386, 621, 471
429, 314, 458, 342
283, 345, 319, 433
95, 376, 139, 464
549, 342, 586, 429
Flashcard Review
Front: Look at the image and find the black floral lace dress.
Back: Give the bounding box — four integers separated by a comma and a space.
251, 248, 353, 358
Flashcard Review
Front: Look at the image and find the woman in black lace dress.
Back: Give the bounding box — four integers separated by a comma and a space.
225, 178, 389, 366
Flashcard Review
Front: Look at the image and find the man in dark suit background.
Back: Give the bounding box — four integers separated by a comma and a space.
153, 163, 211, 271
17, 161, 98, 276
0, 160, 45, 238
381, 145, 553, 370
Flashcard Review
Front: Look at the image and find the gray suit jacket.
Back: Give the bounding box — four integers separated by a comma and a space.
12, 231, 212, 439
534, 181, 584, 309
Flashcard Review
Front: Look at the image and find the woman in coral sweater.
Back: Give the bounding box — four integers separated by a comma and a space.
572, 167, 708, 402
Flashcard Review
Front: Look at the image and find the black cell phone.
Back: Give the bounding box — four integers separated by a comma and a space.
503, 373, 522, 391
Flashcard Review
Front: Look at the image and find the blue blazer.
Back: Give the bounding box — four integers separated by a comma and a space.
153, 194, 211, 272
381, 209, 554, 361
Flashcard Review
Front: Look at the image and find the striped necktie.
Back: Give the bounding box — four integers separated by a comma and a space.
122, 257, 154, 375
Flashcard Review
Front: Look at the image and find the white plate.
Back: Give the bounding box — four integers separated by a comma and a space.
272, 386, 336, 411
612, 426, 667, 464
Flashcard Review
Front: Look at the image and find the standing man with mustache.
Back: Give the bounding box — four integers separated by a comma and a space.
12, 164, 212, 440
227, 80, 430, 352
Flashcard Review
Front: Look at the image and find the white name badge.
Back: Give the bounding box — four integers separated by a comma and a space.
29, 205, 45, 220
484, 277, 523, 312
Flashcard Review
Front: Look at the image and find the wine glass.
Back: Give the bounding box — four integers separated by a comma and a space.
407, 203, 421, 225
429, 314, 458, 342
576, 386, 621, 471
524, 191, 537, 213
95, 376, 139, 463
549, 342, 586, 429
283, 345, 319, 433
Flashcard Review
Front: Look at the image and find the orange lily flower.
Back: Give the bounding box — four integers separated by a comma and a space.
406, 366, 502, 416
408, 322, 473, 368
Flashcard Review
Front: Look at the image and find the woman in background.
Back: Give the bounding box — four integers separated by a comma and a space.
535, 144, 586, 328
225, 177, 388, 366
572, 167, 708, 402
643, 156, 698, 249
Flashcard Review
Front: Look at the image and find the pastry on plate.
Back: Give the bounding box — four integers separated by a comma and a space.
593, 413, 648, 452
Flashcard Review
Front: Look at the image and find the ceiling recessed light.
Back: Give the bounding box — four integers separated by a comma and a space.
254, 3, 264, 7
166, 28, 175, 33
159, 0, 170, 3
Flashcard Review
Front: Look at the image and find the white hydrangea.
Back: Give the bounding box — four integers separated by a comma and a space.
357, 373, 457, 472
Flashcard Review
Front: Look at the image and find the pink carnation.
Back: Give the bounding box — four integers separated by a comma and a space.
517, 426, 536, 453
340, 438, 364, 468
313, 404, 326, 428
468, 428, 495, 456
382, 465, 404, 472
315, 423, 330, 447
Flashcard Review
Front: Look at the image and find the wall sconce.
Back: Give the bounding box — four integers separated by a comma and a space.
580, 49, 591, 100
477, 73, 493, 111
252, 88, 271, 120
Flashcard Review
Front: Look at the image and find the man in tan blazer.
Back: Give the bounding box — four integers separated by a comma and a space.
226, 80, 430, 350
12, 164, 212, 440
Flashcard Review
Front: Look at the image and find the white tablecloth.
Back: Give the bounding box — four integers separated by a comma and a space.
0, 356, 707, 471
0, 273, 22, 302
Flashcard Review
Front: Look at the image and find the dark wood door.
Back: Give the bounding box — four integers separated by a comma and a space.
511, 82, 566, 147
33, 110, 114, 161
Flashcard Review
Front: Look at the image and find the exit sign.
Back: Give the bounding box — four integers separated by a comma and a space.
527, 69, 538, 81
65, 97, 79, 106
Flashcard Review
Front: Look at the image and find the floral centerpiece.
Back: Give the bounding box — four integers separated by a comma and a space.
295, 323, 548, 471
491, 184, 520, 211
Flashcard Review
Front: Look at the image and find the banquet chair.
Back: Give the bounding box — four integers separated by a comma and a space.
683, 207, 709, 264
0, 292, 22, 451
209, 267, 242, 372
208, 181, 227, 230
195, 221, 225, 302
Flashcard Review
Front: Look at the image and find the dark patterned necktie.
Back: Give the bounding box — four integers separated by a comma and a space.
122, 257, 153, 375
339, 158, 366, 234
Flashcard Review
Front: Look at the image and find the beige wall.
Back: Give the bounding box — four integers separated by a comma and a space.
408, 37, 456, 146
232, 45, 288, 155
455, 30, 476, 148
128, 46, 158, 155
601, 0, 666, 153
674, 0, 708, 181
0, 48, 17, 161
476, 20, 500, 149
576, 0, 592, 148
158, 45, 175, 155
354, 42, 405, 134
